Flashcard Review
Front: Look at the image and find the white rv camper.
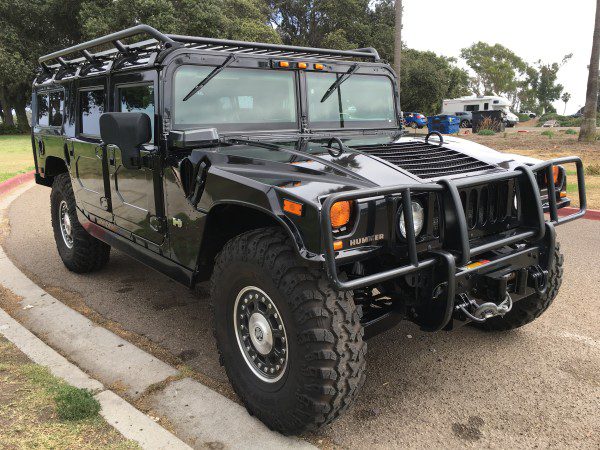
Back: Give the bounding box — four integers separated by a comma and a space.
441, 95, 519, 127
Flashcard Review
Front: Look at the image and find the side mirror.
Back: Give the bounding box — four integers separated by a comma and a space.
99, 112, 151, 170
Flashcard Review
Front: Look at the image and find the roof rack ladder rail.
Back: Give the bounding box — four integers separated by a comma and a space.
166, 34, 379, 61
38, 24, 178, 65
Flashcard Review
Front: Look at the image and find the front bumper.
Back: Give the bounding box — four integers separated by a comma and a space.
320, 157, 585, 290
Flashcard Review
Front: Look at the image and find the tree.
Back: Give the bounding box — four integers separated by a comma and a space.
561, 92, 571, 115
535, 54, 572, 114
460, 42, 528, 98
580, 0, 600, 141
400, 49, 470, 115
393, 0, 402, 95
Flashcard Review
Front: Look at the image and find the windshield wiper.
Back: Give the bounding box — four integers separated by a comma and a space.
182, 54, 237, 102
320, 63, 359, 103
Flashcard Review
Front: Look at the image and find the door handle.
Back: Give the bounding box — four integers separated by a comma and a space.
94, 146, 103, 160
109, 147, 116, 166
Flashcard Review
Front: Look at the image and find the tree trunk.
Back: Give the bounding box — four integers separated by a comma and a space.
0, 89, 15, 127
579, 0, 600, 141
393, 0, 402, 96
13, 88, 30, 132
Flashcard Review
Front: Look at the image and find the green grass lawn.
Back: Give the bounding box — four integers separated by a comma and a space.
0, 134, 35, 183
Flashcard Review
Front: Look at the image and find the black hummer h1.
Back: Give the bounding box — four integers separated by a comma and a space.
32, 25, 586, 434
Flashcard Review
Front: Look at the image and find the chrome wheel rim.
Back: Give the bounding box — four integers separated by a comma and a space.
234, 286, 288, 383
59, 200, 74, 249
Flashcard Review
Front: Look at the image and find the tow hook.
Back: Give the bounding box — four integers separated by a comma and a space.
455, 293, 514, 323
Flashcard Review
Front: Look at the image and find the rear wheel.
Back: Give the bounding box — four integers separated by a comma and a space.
211, 227, 366, 434
460, 120, 470, 128
50, 173, 110, 273
474, 243, 564, 331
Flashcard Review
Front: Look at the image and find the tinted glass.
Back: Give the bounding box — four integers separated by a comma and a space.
306, 73, 397, 129
118, 84, 155, 136
37, 94, 49, 126
49, 91, 64, 127
80, 89, 104, 136
173, 66, 297, 131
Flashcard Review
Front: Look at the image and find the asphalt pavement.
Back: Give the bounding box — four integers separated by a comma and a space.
4, 185, 599, 449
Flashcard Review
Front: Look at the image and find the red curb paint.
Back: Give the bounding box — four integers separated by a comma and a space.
557, 207, 600, 221
0, 170, 35, 197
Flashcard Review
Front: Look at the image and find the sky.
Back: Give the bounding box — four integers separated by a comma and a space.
402, 0, 597, 114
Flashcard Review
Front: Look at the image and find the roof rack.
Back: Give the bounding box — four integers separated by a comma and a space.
38, 24, 381, 70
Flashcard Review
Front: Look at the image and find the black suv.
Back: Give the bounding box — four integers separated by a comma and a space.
31, 25, 587, 434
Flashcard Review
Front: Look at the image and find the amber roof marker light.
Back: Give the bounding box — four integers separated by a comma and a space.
314, 63, 324, 70
278, 61, 290, 68
297, 62, 307, 69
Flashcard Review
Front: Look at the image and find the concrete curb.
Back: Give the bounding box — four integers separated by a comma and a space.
0, 170, 35, 196
557, 207, 600, 221
0, 181, 315, 449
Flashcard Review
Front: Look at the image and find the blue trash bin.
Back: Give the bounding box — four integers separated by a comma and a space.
427, 115, 460, 134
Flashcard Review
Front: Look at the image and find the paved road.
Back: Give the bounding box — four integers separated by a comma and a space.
4, 185, 600, 448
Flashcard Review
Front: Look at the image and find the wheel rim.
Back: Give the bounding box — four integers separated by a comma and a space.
59, 200, 74, 249
234, 286, 288, 383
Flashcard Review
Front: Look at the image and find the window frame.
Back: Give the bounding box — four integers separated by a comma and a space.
77, 86, 106, 139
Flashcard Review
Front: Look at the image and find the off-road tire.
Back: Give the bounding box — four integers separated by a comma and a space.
474, 243, 564, 331
50, 173, 110, 273
211, 227, 366, 435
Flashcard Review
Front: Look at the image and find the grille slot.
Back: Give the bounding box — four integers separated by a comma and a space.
352, 141, 497, 179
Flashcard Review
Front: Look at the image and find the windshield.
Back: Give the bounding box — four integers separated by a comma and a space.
306, 72, 397, 129
173, 66, 298, 131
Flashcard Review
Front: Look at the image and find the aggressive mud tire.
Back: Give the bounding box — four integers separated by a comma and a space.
474, 243, 564, 332
210, 227, 366, 434
50, 173, 110, 273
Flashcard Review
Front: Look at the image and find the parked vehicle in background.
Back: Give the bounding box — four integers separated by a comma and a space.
402, 111, 427, 128
542, 120, 560, 127
32, 24, 587, 436
571, 107, 584, 118
520, 110, 537, 118
442, 95, 519, 127
454, 111, 472, 128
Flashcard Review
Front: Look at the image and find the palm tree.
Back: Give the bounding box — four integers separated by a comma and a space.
579, 0, 600, 141
393, 0, 402, 96
562, 92, 571, 114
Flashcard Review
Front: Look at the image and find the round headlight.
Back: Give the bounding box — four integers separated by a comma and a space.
398, 201, 425, 238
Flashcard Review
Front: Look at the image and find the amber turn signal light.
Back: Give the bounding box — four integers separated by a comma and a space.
283, 199, 303, 216
333, 240, 343, 251
330, 201, 352, 229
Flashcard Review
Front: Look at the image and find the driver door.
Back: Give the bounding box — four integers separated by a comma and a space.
107, 72, 164, 244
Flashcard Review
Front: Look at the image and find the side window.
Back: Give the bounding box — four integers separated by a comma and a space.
117, 84, 155, 135
80, 88, 105, 136
37, 93, 49, 126
484, 102, 489, 110
48, 91, 64, 127
465, 104, 480, 112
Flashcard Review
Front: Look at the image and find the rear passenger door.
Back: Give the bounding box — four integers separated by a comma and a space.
70, 79, 112, 221
107, 72, 164, 244
33, 89, 65, 172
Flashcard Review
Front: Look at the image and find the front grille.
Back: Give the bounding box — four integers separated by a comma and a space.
352, 141, 497, 179
458, 179, 518, 234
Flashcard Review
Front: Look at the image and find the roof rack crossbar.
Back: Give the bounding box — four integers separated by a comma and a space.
39, 24, 178, 64
166, 34, 380, 61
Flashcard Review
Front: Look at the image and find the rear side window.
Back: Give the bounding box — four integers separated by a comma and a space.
36, 91, 64, 127
80, 88, 105, 136
48, 91, 64, 126
117, 84, 155, 135
37, 94, 49, 126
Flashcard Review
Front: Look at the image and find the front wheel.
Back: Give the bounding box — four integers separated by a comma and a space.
474, 243, 564, 331
211, 227, 366, 434
50, 173, 110, 273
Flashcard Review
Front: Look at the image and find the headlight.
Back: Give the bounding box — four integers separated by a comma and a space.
398, 201, 425, 238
